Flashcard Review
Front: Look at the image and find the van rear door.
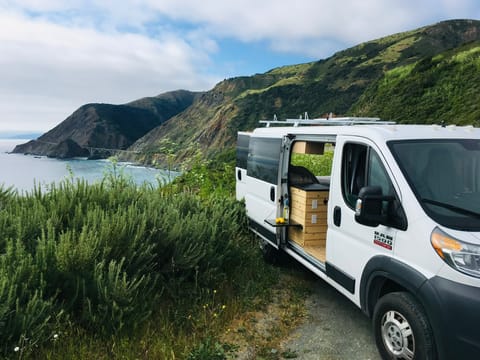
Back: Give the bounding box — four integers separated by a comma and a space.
245, 136, 283, 247
235, 132, 250, 201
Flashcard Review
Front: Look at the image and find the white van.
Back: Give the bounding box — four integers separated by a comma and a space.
235, 117, 480, 360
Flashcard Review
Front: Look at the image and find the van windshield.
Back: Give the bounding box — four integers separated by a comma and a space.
389, 139, 480, 231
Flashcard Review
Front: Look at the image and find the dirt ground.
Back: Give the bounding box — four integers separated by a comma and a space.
224, 266, 381, 360
280, 278, 381, 360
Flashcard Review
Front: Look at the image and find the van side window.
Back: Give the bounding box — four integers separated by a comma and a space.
367, 150, 394, 199
342, 143, 395, 209
342, 143, 368, 208
247, 137, 282, 184
236, 133, 250, 169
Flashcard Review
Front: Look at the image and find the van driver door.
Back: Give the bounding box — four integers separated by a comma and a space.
326, 136, 406, 300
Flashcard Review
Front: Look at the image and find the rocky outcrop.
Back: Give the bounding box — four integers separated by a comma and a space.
48, 139, 90, 159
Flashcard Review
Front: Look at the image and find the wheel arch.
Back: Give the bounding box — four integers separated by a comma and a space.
360, 255, 428, 318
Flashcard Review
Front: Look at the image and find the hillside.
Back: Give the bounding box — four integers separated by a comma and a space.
129, 19, 480, 166
351, 41, 480, 124
14, 20, 480, 164
12, 90, 202, 158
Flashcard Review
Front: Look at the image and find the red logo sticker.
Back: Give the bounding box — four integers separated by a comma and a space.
374, 231, 393, 250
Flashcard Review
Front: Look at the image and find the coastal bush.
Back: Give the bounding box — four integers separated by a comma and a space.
290, 149, 334, 176
171, 152, 236, 198
0, 170, 260, 358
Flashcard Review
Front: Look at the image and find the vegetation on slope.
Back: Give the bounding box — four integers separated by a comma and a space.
128, 19, 480, 168
351, 41, 480, 124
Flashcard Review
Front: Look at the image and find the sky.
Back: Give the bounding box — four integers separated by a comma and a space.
0, 0, 479, 135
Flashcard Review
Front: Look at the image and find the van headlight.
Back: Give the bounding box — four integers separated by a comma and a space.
431, 227, 480, 278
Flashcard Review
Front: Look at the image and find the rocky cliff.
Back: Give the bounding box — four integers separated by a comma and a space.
13, 90, 202, 158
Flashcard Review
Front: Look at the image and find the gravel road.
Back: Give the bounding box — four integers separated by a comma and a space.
281, 278, 381, 360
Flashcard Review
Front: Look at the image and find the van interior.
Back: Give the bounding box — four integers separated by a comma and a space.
287, 141, 333, 262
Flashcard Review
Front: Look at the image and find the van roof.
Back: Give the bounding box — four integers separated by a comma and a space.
251, 124, 480, 142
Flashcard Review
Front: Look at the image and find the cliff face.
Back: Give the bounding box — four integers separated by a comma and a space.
13, 90, 202, 158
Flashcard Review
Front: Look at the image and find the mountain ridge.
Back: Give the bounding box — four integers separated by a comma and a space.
12, 90, 202, 158
13, 19, 480, 164
128, 19, 480, 166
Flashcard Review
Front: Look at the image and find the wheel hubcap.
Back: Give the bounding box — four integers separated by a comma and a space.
381, 310, 415, 359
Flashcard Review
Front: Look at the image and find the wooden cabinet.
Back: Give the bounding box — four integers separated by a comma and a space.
288, 186, 329, 247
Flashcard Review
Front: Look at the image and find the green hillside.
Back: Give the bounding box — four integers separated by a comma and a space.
129, 19, 480, 166
16, 20, 480, 165
352, 42, 480, 124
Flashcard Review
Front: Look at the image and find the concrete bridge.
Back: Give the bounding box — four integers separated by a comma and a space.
36, 140, 141, 157
84, 146, 141, 157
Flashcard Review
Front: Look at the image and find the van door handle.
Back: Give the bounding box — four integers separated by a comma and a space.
333, 206, 341, 227
270, 187, 275, 202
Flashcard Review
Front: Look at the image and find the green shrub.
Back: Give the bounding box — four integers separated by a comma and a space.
291, 150, 334, 176
0, 170, 256, 358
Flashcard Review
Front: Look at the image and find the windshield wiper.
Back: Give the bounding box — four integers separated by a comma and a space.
421, 198, 480, 219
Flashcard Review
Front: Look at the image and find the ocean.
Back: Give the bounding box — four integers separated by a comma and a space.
0, 139, 178, 193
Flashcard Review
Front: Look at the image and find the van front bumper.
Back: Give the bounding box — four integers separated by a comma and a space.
420, 276, 480, 360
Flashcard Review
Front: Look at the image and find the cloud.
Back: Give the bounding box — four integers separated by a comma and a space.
143, 0, 480, 56
7, 1, 479, 54
1, 0, 479, 132
0, 8, 219, 132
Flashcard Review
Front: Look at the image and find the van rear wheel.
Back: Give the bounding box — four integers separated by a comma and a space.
373, 292, 435, 360
259, 238, 281, 264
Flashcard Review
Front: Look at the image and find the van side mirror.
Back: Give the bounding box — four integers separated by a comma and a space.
355, 186, 393, 227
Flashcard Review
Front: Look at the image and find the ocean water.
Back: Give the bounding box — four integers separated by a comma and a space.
0, 139, 178, 193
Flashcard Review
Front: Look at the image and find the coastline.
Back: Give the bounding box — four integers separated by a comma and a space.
0, 139, 179, 193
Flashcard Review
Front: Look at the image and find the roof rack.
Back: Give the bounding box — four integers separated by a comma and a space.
259, 113, 395, 127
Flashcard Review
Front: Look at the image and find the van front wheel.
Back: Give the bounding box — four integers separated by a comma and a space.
373, 292, 435, 360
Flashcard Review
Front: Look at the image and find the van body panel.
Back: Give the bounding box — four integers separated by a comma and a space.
235, 167, 247, 201
360, 255, 429, 314
393, 217, 444, 280
244, 135, 283, 247
326, 135, 405, 303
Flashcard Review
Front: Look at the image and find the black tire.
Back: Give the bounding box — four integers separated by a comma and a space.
373, 292, 436, 360
259, 237, 282, 264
